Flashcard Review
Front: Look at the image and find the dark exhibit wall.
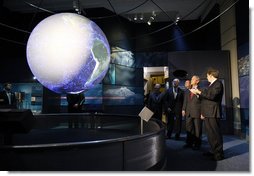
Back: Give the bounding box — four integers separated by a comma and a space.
168, 51, 230, 79
0, 56, 33, 83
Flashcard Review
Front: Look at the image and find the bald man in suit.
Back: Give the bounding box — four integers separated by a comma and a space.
163, 78, 184, 140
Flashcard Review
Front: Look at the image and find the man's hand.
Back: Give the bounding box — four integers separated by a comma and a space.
73, 104, 79, 108
190, 88, 201, 95
201, 114, 205, 120
182, 110, 186, 117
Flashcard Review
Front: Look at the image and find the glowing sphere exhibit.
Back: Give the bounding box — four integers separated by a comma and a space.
26, 13, 110, 94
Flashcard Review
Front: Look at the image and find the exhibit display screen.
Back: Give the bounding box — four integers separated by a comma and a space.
103, 85, 143, 105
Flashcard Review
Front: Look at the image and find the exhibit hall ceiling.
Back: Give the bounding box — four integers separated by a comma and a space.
2, 0, 216, 22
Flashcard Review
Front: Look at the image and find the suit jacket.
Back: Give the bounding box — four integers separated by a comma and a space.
200, 79, 223, 118
67, 93, 85, 112
148, 91, 162, 112
182, 88, 201, 118
0, 90, 17, 108
163, 87, 184, 115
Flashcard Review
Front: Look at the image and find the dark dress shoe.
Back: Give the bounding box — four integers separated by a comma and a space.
183, 144, 192, 148
192, 145, 200, 150
214, 153, 224, 161
175, 134, 180, 140
214, 155, 224, 161
203, 151, 214, 157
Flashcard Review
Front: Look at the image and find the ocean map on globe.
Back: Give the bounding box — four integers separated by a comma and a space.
26, 13, 110, 94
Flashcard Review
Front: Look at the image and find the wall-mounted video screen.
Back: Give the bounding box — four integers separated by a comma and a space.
115, 65, 143, 87
103, 64, 115, 85
103, 85, 144, 105
111, 46, 135, 67
84, 84, 103, 105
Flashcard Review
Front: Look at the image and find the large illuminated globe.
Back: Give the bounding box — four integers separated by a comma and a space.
26, 13, 110, 94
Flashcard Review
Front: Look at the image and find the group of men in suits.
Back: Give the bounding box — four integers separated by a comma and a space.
147, 68, 224, 161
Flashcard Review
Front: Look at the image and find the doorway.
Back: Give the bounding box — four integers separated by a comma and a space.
143, 66, 169, 105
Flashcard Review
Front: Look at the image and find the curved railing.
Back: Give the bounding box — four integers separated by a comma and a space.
0, 113, 166, 171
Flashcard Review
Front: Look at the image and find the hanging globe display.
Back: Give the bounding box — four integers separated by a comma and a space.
26, 13, 110, 94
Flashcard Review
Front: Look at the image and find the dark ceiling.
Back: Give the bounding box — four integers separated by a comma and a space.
0, 0, 220, 53
2, 0, 216, 22
1, 0, 242, 55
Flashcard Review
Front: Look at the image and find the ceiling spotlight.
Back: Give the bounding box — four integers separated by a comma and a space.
73, 0, 81, 14
176, 16, 180, 23
175, 13, 181, 23
152, 11, 156, 17
147, 11, 156, 25
73, 0, 78, 10
140, 14, 143, 20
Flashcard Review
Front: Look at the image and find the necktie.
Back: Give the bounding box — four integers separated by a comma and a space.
7, 92, 11, 105
190, 92, 194, 99
173, 88, 177, 99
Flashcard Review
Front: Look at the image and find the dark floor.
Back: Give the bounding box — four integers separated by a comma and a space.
165, 134, 249, 171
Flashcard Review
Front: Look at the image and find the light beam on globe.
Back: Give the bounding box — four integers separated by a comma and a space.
26, 13, 110, 94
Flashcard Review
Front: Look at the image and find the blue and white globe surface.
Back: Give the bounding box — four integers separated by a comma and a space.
26, 13, 110, 94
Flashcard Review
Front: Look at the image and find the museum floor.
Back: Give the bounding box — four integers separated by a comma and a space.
165, 134, 249, 171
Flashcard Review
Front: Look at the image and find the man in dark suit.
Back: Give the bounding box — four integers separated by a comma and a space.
191, 68, 224, 160
148, 84, 163, 121
0, 83, 17, 109
163, 78, 184, 140
182, 76, 202, 150
66, 92, 85, 128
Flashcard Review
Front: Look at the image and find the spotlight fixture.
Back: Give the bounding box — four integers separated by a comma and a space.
73, 0, 81, 14
147, 11, 156, 26
175, 13, 181, 25
140, 14, 143, 20
127, 16, 132, 21
152, 11, 156, 17
134, 14, 137, 21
